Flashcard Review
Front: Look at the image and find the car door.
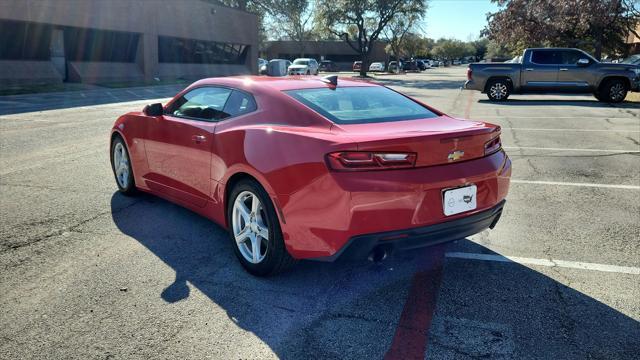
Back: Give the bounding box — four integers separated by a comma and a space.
144, 86, 233, 207
556, 49, 595, 92
522, 49, 560, 90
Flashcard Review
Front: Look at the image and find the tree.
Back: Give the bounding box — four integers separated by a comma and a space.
218, 0, 316, 57
316, 0, 428, 76
485, 40, 514, 60
403, 34, 430, 58
431, 38, 473, 62
485, 0, 640, 59
470, 38, 489, 61
383, 4, 425, 61
263, 0, 316, 56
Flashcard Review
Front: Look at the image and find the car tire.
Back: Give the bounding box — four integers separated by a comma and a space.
593, 92, 605, 102
227, 179, 296, 276
599, 79, 628, 103
486, 79, 511, 101
110, 135, 137, 196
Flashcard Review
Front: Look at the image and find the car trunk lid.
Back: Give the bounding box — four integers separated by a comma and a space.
331, 116, 500, 167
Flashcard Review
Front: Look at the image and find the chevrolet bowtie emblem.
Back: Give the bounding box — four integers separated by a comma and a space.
447, 150, 464, 162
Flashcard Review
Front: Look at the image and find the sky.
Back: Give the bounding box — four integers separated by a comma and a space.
423, 0, 500, 41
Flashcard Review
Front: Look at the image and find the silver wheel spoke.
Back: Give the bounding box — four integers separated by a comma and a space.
113, 143, 130, 188
250, 234, 260, 263
231, 190, 270, 264
235, 227, 249, 244
257, 227, 269, 241
236, 200, 251, 222
251, 195, 260, 214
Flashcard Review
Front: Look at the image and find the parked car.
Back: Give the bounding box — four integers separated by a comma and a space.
402, 60, 421, 72
110, 76, 511, 276
388, 61, 402, 73
352, 61, 362, 72
258, 58, 268, 72
452, 60, 461, 65
465, 47, 640, 102
416, 60, 431, 70
621, 54, 640, 65
261, 59, 291, 76
504, 56, 522, 64
288, 58, 319, 75
369, 62, 385, 72
319, 60, 338, 72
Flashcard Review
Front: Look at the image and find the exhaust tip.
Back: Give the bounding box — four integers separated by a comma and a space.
368, 246, 389, 263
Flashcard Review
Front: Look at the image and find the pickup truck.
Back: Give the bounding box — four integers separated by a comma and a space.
464, 48, 640, 102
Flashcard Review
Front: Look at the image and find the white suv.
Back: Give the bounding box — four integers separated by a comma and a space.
288, 58, 319, 75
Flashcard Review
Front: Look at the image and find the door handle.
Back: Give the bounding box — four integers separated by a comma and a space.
559, 68, 568, 71
525, 68, 534, 71
192, 135, 207, 143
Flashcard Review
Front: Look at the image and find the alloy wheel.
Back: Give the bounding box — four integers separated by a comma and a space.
232, 191, 269, 264
609, 83, 626, 102
490, 82, 508, 100
113, 142, 130, 188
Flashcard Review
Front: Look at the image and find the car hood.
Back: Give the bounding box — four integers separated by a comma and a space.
599, 63, 639, 71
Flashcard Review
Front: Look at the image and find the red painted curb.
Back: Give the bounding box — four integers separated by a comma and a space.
384, 245, 446, 360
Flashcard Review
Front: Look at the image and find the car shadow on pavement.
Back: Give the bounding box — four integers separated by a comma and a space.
478, 98, 640, 109
110, 192, 640, 359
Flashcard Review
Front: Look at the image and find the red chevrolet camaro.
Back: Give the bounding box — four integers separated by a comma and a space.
110, 76, 511, 276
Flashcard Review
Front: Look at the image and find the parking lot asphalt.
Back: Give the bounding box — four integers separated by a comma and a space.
1, 67, 639, 359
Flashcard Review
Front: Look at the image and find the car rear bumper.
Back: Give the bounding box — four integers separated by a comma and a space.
278, 150, 511, 260
313, 200, 506, 261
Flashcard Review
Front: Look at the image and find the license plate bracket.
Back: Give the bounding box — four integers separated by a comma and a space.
443, 185, 477, 216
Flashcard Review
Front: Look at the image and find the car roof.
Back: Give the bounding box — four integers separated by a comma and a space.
188, 76, 378, 92
527, 47, 584, 51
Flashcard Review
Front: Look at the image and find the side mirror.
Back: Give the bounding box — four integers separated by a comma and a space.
577, 58, 590, 66
143, 103, 163, 116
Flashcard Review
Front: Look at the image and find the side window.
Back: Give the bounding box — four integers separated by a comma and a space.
168, 87, 232, 121
223, 90, 257, 118
531, 50, 560, 65
560, 50, 583, 65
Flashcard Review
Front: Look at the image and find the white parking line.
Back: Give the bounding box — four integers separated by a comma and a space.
446, 252, 640, 275
473, 116, 640, 120
510, 179, 640, 190
504, 146, 640, 153
502, 127, 640, 133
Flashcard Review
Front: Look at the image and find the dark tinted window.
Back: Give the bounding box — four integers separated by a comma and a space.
223, 90, 257, 117
560, 50, 585, 65
159, 36, 248, 64
286, 86, 439, 124
169, 87, 233, 121
0, 20, 52, 60
531, 50, 560, 64
64, 27, 139, 62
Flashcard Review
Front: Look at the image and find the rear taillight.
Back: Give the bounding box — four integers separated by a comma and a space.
484, 136, 501, 155
326, 151, 417, 171
466, 67, 473, 80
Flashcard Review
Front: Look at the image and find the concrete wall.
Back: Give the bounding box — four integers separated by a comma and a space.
0, 0, 258, 85
0, 60, 63, 85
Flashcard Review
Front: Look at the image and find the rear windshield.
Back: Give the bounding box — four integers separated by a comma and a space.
285, 86, 439, 124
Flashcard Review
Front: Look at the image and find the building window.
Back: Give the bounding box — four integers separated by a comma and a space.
158, 36, 248, 64
64, 28, 139, 62
0, 20, 52, 60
